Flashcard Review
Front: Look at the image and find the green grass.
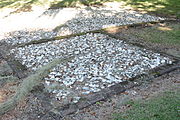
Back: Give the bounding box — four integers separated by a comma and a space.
132, 23, 180, 46
112, 89, 180, 120
117, 0, 180, 18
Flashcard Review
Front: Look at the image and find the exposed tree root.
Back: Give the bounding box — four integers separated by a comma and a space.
0, 56, 74, 115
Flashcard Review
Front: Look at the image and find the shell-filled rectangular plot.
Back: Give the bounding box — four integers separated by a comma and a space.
11, 33, 172, 104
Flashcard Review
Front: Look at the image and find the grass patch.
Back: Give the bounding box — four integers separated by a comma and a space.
118, 0, 180, 18
131, 22, 180, 46
112, 89, 180, 120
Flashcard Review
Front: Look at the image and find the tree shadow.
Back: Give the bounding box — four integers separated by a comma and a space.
49, 0, 107, 8
0, 0, 21, 9
13, 0, 39, 13
49, 0, 180, 18
38, 8, 63, 19
121, 0, 180, 18
1, 0, 179, 18
0, 0, 41, 14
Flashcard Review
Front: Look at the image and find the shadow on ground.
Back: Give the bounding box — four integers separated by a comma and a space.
49, 0, 180, 18
1, 0, 179, 18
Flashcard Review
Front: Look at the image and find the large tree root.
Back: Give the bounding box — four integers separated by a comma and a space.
0, 56, 74, 115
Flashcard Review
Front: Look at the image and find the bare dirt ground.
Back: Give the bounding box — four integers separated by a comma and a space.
0, 21, 180, 120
